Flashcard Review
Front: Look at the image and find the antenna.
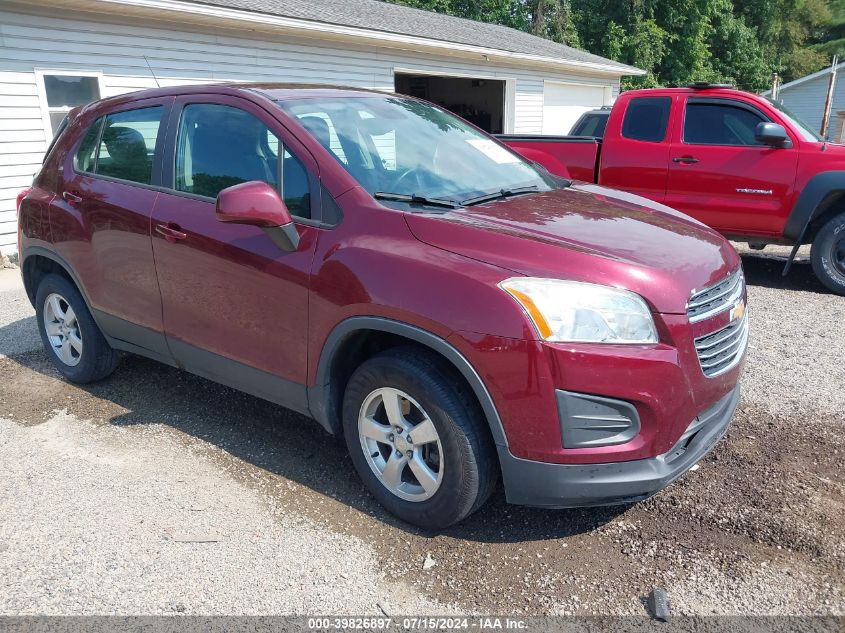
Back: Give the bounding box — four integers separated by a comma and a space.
143, 55, 161, 88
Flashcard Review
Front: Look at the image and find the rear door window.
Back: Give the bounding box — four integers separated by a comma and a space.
75, 106, 164, 185
622, 97, 672, 142
95, 107, 163, 184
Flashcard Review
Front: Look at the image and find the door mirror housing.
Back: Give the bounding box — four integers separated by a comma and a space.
755, 122, 792, 148
216, 181, 300, 251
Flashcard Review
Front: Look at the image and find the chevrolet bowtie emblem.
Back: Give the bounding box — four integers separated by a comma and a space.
730, 300, 746, 322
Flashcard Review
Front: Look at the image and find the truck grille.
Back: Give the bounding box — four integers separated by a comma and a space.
686, 270, 744, 323
694, 313, 749, 377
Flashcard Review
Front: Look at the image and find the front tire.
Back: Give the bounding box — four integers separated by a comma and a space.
811, 212, 845, 295
342, 347, 496, 529
35, 273, 120, 383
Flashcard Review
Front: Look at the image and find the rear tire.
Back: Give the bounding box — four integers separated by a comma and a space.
35, 273, 120, 383
342, 347, 496, 529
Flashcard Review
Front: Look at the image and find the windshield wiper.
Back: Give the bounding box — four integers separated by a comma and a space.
461, 185, 541, 206
374, 192, 461, 209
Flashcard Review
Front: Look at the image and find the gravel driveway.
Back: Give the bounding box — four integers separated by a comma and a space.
0, 245, 842, 616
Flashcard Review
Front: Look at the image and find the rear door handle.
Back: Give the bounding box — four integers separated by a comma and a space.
155, 223, 187, 243
672, 156, 700, 164
62, 191, 83, 205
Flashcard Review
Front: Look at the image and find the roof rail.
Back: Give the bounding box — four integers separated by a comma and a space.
688, 82, 734, 89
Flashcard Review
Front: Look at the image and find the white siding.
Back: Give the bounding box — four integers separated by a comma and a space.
0, 6, 623, 252
778, 71, 845, 138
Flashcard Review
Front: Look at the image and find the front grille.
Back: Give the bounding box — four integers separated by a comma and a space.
687, 270, 744, 322
694, 313, 749, 377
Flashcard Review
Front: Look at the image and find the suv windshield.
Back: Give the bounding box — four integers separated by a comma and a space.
277, 95, 557, 205
765, 97, 822, 142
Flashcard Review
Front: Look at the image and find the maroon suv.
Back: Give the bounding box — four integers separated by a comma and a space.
17, 84, 747, 528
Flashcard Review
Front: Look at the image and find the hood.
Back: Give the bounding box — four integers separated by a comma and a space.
818, 141, 845, 158
404, 183, 740, 314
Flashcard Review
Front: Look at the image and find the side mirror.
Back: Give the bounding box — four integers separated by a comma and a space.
755, 122, 792, 148
216, 181, 300, 252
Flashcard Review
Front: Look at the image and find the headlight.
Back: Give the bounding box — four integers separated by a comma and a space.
499, 277, 658, 344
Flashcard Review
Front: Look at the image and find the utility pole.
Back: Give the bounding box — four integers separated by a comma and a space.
820, 55, 839, 140
771, 73, 780, 101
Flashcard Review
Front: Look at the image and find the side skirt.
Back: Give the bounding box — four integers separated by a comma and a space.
166, 338, 312, 418
93, 309, 312, 420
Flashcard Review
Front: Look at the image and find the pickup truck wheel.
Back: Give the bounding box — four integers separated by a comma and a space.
811, 212, 845, 295
342, 347, 496, 529
35, 274, 120, 383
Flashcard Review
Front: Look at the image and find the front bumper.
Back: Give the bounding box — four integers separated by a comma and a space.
499, 385, 740, 508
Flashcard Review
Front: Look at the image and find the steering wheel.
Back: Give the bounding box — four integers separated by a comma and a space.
391, 168, 426, 193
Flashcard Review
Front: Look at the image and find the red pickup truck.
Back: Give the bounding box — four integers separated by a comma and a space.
500, 84, 845, 295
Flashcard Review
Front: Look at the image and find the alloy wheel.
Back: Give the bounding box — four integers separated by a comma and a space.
43, 293, 83, 367
358, 387, 444, 502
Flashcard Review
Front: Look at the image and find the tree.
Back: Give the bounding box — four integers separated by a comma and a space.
739, 0, 831, 80
811, 0, 845, 59
381, 0, 837, 89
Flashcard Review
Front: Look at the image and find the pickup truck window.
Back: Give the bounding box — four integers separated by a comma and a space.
621, 97, 671, 142
571, 112, 608, 138
684, 102, 764, 146
278, 95, 553, 204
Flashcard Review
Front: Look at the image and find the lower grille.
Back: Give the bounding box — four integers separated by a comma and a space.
694, 313, 749, 377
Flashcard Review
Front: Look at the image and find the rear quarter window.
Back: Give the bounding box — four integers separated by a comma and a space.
75, 117, 103, 173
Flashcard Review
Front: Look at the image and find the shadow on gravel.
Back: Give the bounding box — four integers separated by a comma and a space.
0, 314, 37, 358
739, 252, 830, 293
0, 323, 623, 543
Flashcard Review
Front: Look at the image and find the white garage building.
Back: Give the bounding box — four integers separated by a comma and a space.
0, 0, 642, 253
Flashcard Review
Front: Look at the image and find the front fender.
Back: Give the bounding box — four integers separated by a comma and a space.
784, 170, 845, 242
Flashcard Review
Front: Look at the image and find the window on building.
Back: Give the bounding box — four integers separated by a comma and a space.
38, 73, 102, 136
622, 97, 672, 142
684, 102, 765, 146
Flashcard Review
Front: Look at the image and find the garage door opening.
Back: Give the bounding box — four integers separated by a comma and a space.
395, 73, 505, 134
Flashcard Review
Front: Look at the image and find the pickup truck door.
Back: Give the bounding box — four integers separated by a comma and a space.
599, 95, 673, 202
665, 97, 798, 237
149, 95, 321, 413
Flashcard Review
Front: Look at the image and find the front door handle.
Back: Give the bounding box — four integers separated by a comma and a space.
672, 156, 700, 164
155, 223, 187, 243
62, 191, 83, 205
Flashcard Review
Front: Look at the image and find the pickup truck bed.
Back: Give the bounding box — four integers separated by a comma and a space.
496, 135, 599, 182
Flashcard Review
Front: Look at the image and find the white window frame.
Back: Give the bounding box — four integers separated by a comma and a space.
35, 69, 105, 139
